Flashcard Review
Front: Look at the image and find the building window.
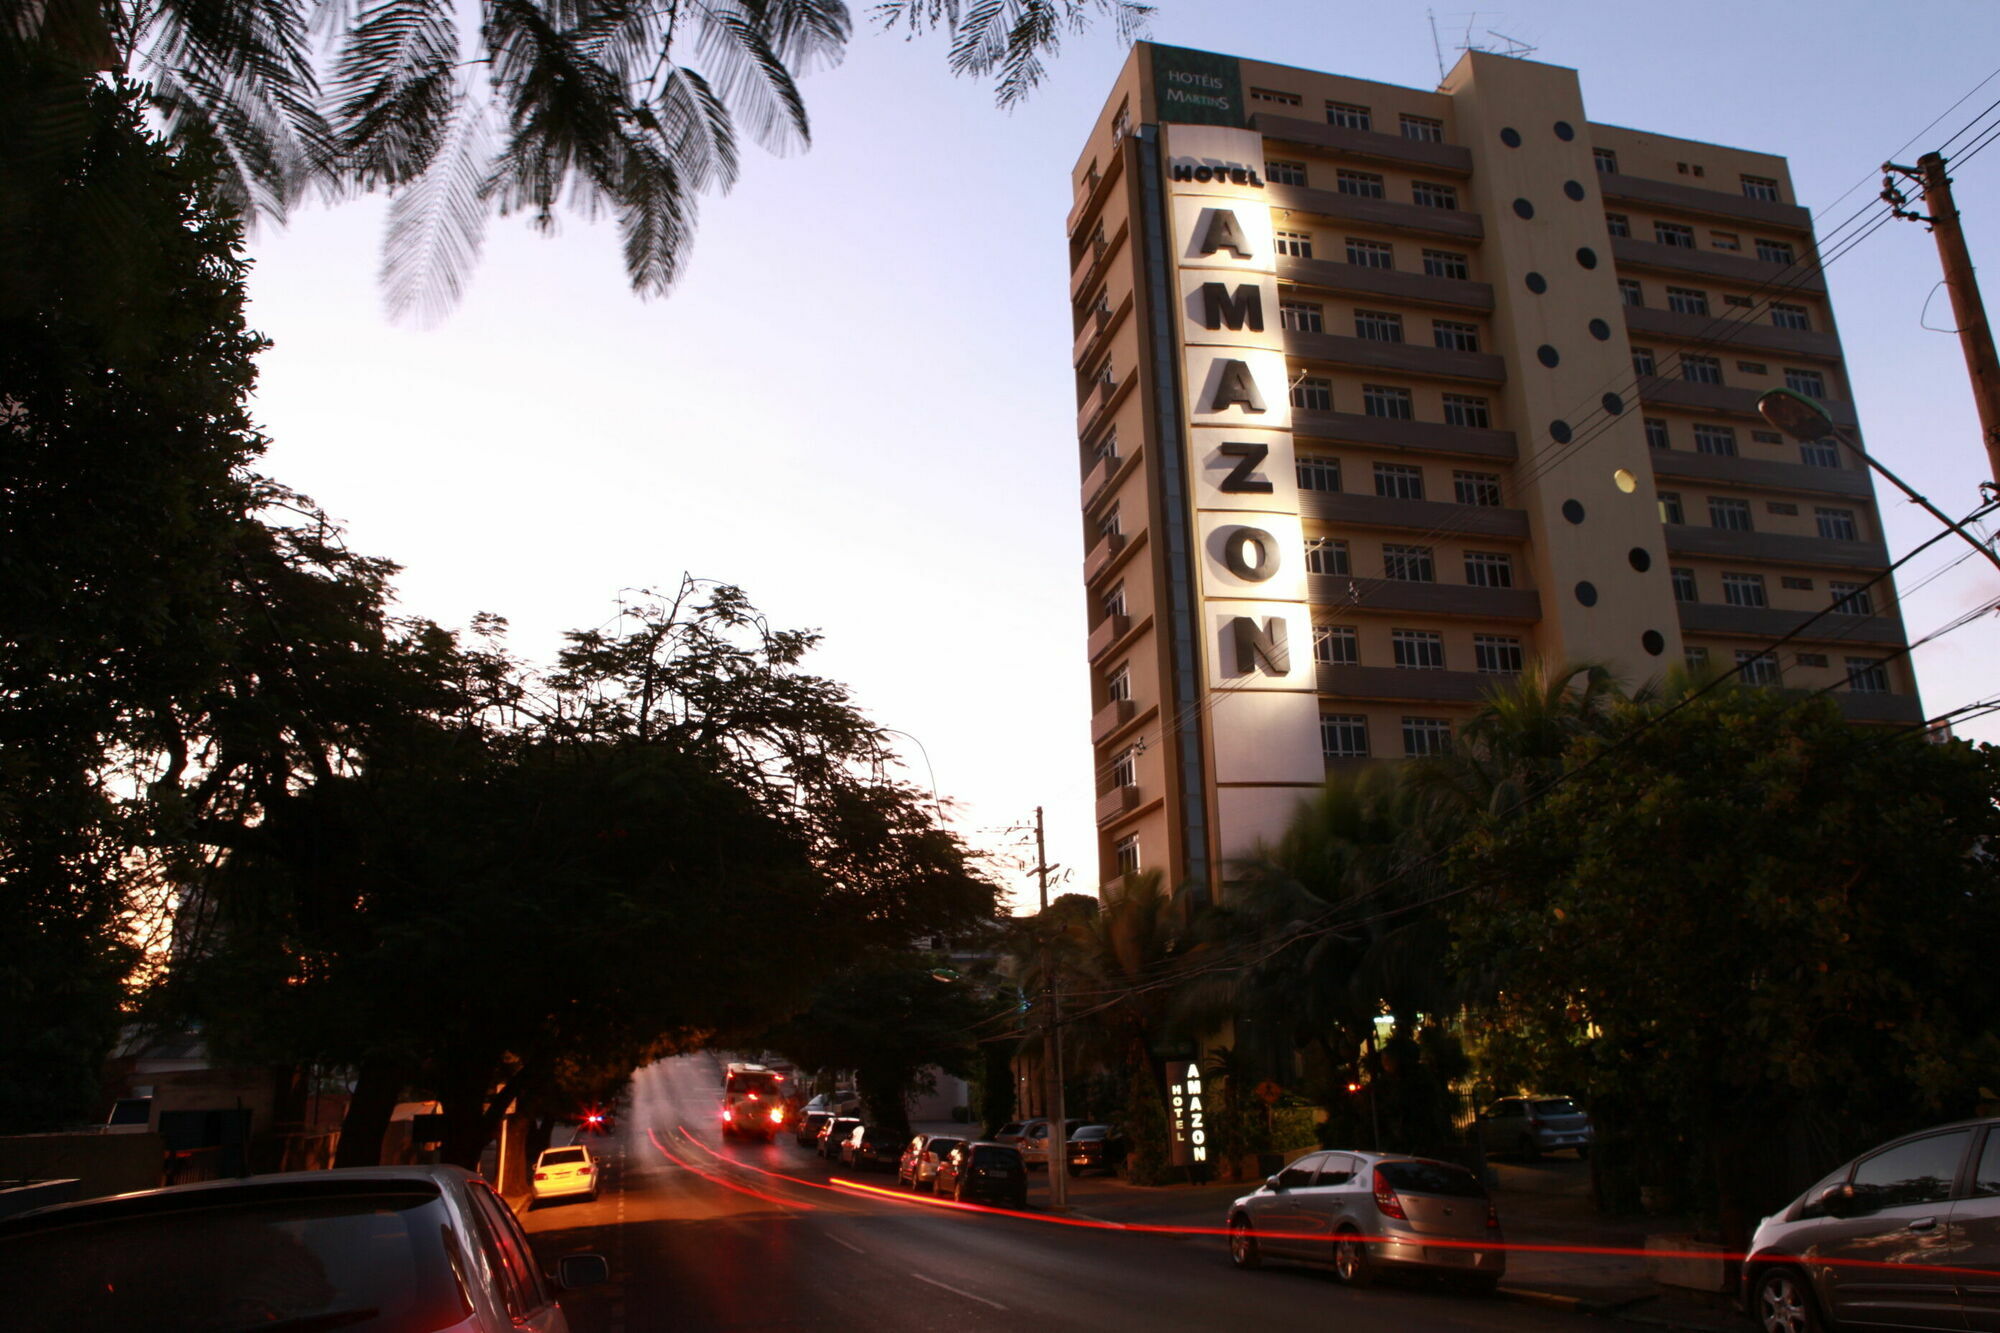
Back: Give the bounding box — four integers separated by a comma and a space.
1090, 223, 1108, 257
1392, 629, 1446, 669
1667, 285, 1711, 316
1093, 427, 1119, 464
1741, 174, 1781, 202
1685, 645, 1710, 670
1114, 833, 1140, 876
1383, 544, 1435, 582
1816, 507, 1859, 541
1800, 439, 1840, 468
1656, 221, 1696, 249
1292, 375, 1334, 411
1110, 746, 1137, 789
1711, 230, 1741, 251
1411, 181, 1459, 210
1281, 300, 1326, 333
1645, 417, 1671, 449
1785, 367, 1828, 398
1659, 491, 1685, 525
1337, 169, 1386, 198
1464, 550, 1514, 588
1276, 229, 1315, 258
1374, 462, 1425, 500
1401, 717, 1453, 757
1782, 575, 1815, 590
1346, 237, 1393, 268
1722, 572, 1767, 607
1266, 159, 1308, 186
1757, 238, 1796, 265
1400, 114, 1444, 142
1736, 359, 1766, 373
1796, 651, 1828, 668
1632, 347, 1657, 377
1767, 501, 1799, 516
1306, 536, 1351, 575
1095, 357, 1115, 393
1845, 658, 1890, 694
1314, 624, 1359, 665
1682, 355, 1724, 385
1474, 634, 1524, 674
1107, 663, 1131, 702
1103, 583, 1126, 617
1753, 430, 1782, 444
1605, 213, 1631, 238
1322, 713, 1370, 758
1326, 101, 1372, 129
1594, 147, 1619, 174
1619, 278, 1644, 306
1422, 249, 1470, 279
1726, 297, 1756, 311
1830, 581, 1875, 616
1297, 455, 1342, 492
1709, 497, 1753, 531
1354, 309, 1405, 343
1250, 87, 1302, 106
1771, 303, 1811, 331
1671, 567, 1697, 602
1694, 424, 1738, 457
1096, 504, 1121, 539
1454, 471, 1502, 506
1736, 650, 1782, 685
1362, 384, 1413, 419
1111, 103, 1130, 141
1432, 319, 1479, 352
1442, 394, 1491, 428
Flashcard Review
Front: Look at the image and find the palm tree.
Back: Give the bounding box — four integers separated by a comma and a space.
8, 0, 1149, 319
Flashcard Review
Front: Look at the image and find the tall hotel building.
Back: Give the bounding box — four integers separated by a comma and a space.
1070, 44, 1923, 892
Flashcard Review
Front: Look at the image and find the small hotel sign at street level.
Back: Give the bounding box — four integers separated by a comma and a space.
1168, 1061, 1208, 1166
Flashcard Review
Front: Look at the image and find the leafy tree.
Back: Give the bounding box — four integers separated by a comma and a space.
1452, 689, 2000, 1248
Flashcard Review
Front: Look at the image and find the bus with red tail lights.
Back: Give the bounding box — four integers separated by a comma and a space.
721, 1063, 788, 1140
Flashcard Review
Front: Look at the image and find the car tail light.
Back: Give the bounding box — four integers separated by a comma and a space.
721, 1109, 733, 1122
580, 1165, 593, 1174
1486, 1202, 1500, 1230
769, 1107, 784, 1123
1372, 1168, 1407, 1220
748, 1091, 760, 1100
533, 1172, 547, 1181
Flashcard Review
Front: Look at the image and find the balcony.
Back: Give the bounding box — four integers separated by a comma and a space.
1072, 289, 1127, 368
1676, 601, 1904, 646
1623, 304, 1841, 362
1264, 182, 1484, 242
1283, 330, 1506, 385
1083, 530, 1130, 585
1087, 612, 1132, 664
1250, 113, 1475, 177
1610, 236, 1826, 294
1636, 375, 1860, 428
1065, 141, 1126, 240
1299, 491, 1530, 539
1291, 408, 1518, 461
1317, 663, 1510, 703
1835, 692, 1927, 725
1648, 448, 1872, 500
1599, 173, 1813, 231
1076, 370, 1133, 437
1095, 783, 1140, 826
1069, 215, 1130, 301
1080, 445, 1131, 513
1091, 697, 1137, 744
1309, 574, 1542, 621
1662, 523, 1889, 571
1277, 254, 1492, 312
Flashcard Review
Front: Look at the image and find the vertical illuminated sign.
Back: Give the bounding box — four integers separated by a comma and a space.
1167, 1060, 1208, 1166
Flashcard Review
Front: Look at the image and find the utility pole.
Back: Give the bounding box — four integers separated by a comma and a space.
1036, 806, 1069, 1211
1885, 153, 2000, 487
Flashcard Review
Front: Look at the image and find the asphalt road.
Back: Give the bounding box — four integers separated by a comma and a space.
523, 1055, 1604, 1333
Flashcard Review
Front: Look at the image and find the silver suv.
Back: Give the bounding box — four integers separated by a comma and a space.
1477, 1095, 1595, 1159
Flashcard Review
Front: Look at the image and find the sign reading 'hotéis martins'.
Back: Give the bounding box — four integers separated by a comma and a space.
1150, 44, 1244, 128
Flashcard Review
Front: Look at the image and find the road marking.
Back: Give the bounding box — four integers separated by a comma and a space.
824, 1231, 866, 1255
909, 1272, 1007, 1311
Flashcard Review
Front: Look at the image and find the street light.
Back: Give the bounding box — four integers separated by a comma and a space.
1755, 387, 2000, 575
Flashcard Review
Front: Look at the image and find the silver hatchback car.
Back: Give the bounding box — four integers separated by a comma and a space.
1227, 1150, 1505, 1292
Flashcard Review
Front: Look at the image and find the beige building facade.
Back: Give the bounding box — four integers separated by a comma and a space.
1070, 43, 1922, 893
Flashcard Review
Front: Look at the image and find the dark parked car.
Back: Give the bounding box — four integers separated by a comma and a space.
1741, 1116, 2000, 1333
1066, 1124, 1129, 1177
899, 1133, 965, 1190
1477, 1096, 1595, 1159
1018, 1118, 1088, 1170
840, 1124, 904, 1171
796, 1110, 832, 1149
0, 1165, 608, 1331
818, 1115, 862, 1159
934, 1141, 1028, 1208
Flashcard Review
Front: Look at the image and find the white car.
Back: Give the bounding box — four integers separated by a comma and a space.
533, 1145, 600, 1202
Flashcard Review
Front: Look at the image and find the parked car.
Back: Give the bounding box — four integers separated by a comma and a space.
1017, 1118, 1088, 1170
796, 1109, 832, 1149
1477, 1096, 1595, 1159
1066, 1124, 1129, 1177
818, 1115, 863, 1159
899, 1133, 966, 1190
933, 1141, 1028, 1208
532, 1144, 600, 1203
0, 1165, 608, 1331
840, 1125, 904, 1172
990, 1120, 1028, 1150
1741, 1116, 2000, 1333
802, 1089, 862, 1118
1226, 1151, 1504, 1292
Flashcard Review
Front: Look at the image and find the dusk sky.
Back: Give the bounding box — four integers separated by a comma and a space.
239, 1, 2000, 910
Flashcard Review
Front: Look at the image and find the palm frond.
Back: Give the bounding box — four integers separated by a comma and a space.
653, 65, 737, 195
381, 88, 491, 325
689, 3, 811, 153
329, 0, 459, 189
612, 126, 693, 296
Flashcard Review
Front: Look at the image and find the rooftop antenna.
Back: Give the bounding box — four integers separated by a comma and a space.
1427, 9, 1447, 84
1486, 29, 1538, 57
